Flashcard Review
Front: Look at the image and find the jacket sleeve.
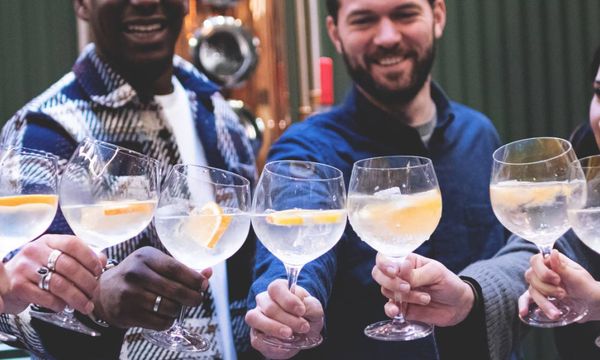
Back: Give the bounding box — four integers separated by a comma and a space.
458, 235, 537, 360
247, 126, 339, 310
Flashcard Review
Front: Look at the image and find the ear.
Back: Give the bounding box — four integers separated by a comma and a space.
326, 16, 343, 54
73, 0, 91, 22
432, 0, 446, 39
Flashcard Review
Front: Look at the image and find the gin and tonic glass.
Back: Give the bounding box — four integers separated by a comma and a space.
348, 156, 442, 341
252, 160, 347, 349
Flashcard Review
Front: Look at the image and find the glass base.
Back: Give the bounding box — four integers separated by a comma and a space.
520, 298, 588, 328
364, 319, 433, 341
142, 326, 209, 353
30, 309, 100, 337
257, 331, 322, 350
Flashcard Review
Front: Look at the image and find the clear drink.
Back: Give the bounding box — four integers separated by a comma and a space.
155, 207, 250, 270
348, 189, 442, 257
490, 180, 570, 247
61, 199, 157, 251
0, 194, 58, 255
253, 209, 346, 267
568, 207, 600, 253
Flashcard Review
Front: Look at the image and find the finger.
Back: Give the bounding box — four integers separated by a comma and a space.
268, 280, 305, 316
44, 271, 95, 314
525, 269, 565, 299
13, 281, 67, 313
372, 266, 409, 293
375, 253, 399, 277
142, 292, 181, 318
51, 253, 100, 298
528, 286, 561, 319
250, 328, 299, 359
302, 296, 324, 322
142, 248, 205, 291
409, 260, 446, 289
384, 300, 400, 318
245, 307, 293, 339
132, 267, 204, 308
132, 310, 176, 331
45, 235, 103, 276
256, 292, 309, 334
530, 254, 560, 286
518, 291, 532, 317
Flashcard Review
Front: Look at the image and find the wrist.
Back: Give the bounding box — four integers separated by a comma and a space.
455, 279, 477, 324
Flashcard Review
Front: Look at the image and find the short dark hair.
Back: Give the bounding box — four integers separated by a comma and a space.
591, 46, 600, 83
326, 0, 436, 24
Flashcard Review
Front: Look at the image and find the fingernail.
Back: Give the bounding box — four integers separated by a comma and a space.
419, 294, 430, 304
300, 323, 310, 333
386, 266, 397, 275
279, 327, 292, 338
399, 283, 410, 292
85, 302, 95, 314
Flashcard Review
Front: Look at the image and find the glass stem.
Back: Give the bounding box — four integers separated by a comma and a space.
538, 244, 556, 302
389, 256, 406, 325
174, 306, 188, 331
284, 264, 303, 294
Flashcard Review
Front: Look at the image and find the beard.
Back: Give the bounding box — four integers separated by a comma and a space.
341, 38, 436, 106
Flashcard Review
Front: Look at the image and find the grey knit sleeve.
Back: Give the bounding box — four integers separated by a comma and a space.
460, 235, 538, 360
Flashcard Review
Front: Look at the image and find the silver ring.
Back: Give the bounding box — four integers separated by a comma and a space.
47, 249, 63, 272
153, 295, 162, 313
38, 269, 52, 291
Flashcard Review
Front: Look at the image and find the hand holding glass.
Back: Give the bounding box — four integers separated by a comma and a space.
143, 164, 251, 352
490, 137, 586, 327
252, 160, 347, 349
348, 155, 442, 341
31, 138, 159, 335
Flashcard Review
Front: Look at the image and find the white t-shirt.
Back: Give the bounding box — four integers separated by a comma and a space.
155, 77, 235, 360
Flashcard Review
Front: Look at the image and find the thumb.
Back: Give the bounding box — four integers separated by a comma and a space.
549, 250, 564, 272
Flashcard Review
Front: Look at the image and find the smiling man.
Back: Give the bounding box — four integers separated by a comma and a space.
245, 0, 506, 359
0, 0, 257, 359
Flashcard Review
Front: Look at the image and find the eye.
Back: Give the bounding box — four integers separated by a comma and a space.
349, 15, 377, 26
594, 87, 600, 97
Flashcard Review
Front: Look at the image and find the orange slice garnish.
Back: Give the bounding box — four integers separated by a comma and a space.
182, 202, 232, 249
0, 194, 58, 207
265, 209, 345, 226
103, 201, 155, 216
359, 190, 442, 236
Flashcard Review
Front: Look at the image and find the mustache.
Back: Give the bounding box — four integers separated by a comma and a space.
365, 47, 416, 63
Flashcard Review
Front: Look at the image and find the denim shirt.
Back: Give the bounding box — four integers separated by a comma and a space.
249, 83, 506, 359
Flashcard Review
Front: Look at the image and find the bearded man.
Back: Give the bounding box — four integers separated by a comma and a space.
244, 0, 506, 359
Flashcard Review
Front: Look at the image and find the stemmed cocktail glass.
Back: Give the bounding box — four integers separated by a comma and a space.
348, 155, 442, 341
31, 138, 160, 335
490, 137, 586, 327
143, 164, 251, 353
252, 160, 347, 349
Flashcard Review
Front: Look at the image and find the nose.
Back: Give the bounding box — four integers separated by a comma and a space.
373, 18, 401, 48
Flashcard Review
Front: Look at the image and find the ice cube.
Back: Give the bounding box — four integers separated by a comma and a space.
374, 187, 401, 197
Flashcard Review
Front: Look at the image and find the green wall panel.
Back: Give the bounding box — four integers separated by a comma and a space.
317, 0, 600, 143
0, 0, 77, 125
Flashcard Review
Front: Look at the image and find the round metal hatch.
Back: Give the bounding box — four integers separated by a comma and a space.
191, 16, 259, 88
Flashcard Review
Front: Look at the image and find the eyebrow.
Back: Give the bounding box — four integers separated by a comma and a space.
346, 3, 422, 19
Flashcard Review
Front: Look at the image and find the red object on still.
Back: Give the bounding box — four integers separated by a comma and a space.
320, 57, 334, 106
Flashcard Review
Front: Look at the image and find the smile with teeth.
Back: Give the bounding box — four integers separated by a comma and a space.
376, 57, 405, 66
126, 23, 164, 33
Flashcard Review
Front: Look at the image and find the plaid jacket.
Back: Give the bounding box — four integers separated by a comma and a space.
0, 44, 257, 360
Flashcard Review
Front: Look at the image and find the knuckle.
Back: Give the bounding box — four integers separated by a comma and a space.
245, 310, 258, 325
20, 244, 38, 258
261, 302, 278, 318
